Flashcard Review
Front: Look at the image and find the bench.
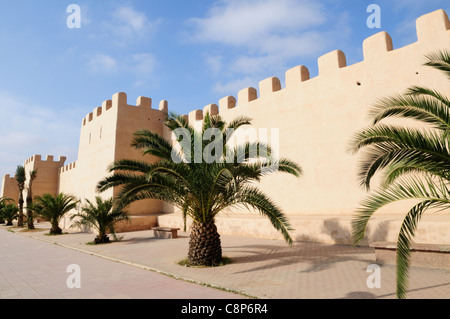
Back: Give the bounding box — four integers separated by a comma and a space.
370, 241, 450, 269
152, 227, 180, 239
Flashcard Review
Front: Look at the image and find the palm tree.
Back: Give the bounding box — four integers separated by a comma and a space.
26, 169, 38, 230
348, 51, 450, 299
1, 204, 19, 226
70, 196, 129, 244
31, 193, 79, 235
98, 113, 302, 266
15, 165, 26, 227
0, 197, 13, 224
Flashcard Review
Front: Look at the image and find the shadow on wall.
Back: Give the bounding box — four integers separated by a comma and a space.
295, 218, 393, 246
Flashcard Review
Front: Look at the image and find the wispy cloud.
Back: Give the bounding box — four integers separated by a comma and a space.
82, 5, 161, 86
86, 54, 118, 75
185, 0, 351, 95
188, 0, 326, 46
0, 91, 80, 178
107, 5, 162, 40
128, 53, 158, 87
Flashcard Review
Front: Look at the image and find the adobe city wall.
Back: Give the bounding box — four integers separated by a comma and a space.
1, 9, 449, 245
159, 9, 450, 245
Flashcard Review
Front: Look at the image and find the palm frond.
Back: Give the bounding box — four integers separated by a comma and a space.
349, 124, 450, 189
395, 200, 433, 299
369, 93, 450, 132
424, 50, 450, 80
352, 175, 450, 245
132, 129, 176, 161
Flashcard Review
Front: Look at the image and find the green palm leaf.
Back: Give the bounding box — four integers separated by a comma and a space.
424, 50, 450, 80
350, 50, 450, 298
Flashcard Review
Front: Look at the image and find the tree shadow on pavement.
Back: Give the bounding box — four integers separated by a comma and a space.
223, 242, 375, 274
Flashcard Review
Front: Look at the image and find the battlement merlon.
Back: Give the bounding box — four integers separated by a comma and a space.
24, 155, 67, 166
259, 77, 281, 98
60, 161, 77, 174
318, 50, 347, 76
194, 9, 450, 114
75, 10, 450, 127
285, 65, 310, 89
219, 96, 236, 112
416, 9, 450, 42
189, 109, 204, 123
82, 92, 170, 126
1, 174, 17, 199
363, 31, 393, 60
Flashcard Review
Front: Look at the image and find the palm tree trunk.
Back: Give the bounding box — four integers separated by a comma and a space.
188, 220, 222, 266
94, 234, 110, 244
17, 194, 24, 227
26, 210, 35, 229
50, 221, 62, 235
26, 195, 35, 230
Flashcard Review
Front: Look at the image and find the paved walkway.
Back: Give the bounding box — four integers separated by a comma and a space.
0, 228, 242, 299
1, 223, 449, 299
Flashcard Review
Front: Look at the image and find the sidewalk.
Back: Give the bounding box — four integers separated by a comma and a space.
5, 223, 450, 299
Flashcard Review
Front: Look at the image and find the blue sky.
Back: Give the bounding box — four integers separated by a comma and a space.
0, 0, 449, 178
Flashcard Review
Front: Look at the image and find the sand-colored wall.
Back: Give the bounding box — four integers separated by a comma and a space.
159, 9, 450, 244
113, 93, 167, 216
1, 9, 449, 243
1, 174, 19, 204
23, 155, 66, 199
179, 9, 450, 216
58, 92, 169, 231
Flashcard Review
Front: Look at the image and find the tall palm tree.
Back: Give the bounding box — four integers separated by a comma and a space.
349, 50, 450, 299
31, 193, 79, 235
15, 165, 26, 227
70, 196, 129, 244
26, 169, 38, 230
98, 113, 302, 266
1, 204, 19, 226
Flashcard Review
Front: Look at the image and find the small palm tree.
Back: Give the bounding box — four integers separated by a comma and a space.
349, 51, 450, 299
26, 169, 38, 230
0, 197, 13, 224
1, 204, 19, 226
98, 113, 302, 266
15, 165, 26, 227
70, 196, 129, 244
31, 193, 79, 235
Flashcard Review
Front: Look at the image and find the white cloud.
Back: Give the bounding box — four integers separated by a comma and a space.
128, 53, 158, 87
186, 0, 350, 94
84, 52, 158, 88
86, 54, 118, 75
109, 6, 162, 39
189, 0, 326, 46
129, 53, 157, 77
